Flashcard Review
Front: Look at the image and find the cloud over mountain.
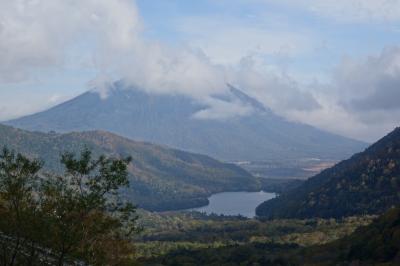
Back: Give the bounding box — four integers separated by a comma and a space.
0, 0, 321, 121
0, 0, 399, 141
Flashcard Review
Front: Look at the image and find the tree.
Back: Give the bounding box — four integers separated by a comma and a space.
0, 147, 138, 265
41, 148, 137, 265
0, 147, 43, 266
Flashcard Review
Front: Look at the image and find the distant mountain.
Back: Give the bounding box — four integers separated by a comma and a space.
256, 127, 400, 219
5, 83, 366, 161
0, 124, 259, 211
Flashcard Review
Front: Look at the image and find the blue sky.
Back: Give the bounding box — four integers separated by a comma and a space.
0, 0, 400, 141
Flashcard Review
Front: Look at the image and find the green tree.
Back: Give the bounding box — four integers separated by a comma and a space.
0, 147, 138, 265
41, 148, 137, 265
0, 147, 44, 266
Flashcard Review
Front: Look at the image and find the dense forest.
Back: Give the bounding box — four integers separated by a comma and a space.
257, 127, 400, 219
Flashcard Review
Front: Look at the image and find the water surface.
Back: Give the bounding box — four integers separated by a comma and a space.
190, 191, 275, 218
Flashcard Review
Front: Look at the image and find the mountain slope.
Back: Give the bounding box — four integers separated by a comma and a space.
0, 124, 259, 211
256, 127, 400, 219
5, 83, 366, 161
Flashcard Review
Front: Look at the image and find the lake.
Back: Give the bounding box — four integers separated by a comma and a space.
189, 191, 276, 218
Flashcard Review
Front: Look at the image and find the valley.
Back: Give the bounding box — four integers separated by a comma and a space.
135, 127, 400, 265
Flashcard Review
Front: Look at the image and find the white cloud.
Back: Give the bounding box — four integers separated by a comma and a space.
121, 43, 227, 99
193, 97, 254, 120
0, 0, 141, 83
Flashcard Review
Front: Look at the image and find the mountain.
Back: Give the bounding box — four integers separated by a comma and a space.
0, 124, 259, 211
5, 83, 366, 161
256, 127, 400, 219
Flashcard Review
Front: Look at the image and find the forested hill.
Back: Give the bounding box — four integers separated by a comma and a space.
256, 127, 400, 219
0, 124, 260, 211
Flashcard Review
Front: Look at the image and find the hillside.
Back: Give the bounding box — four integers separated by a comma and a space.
0, 124, 259, 211
256, 127, 400, 219
5, 83, 366, 161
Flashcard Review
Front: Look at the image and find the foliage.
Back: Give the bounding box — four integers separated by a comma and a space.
0, 147, 137, 265
0, 148, 43, 266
